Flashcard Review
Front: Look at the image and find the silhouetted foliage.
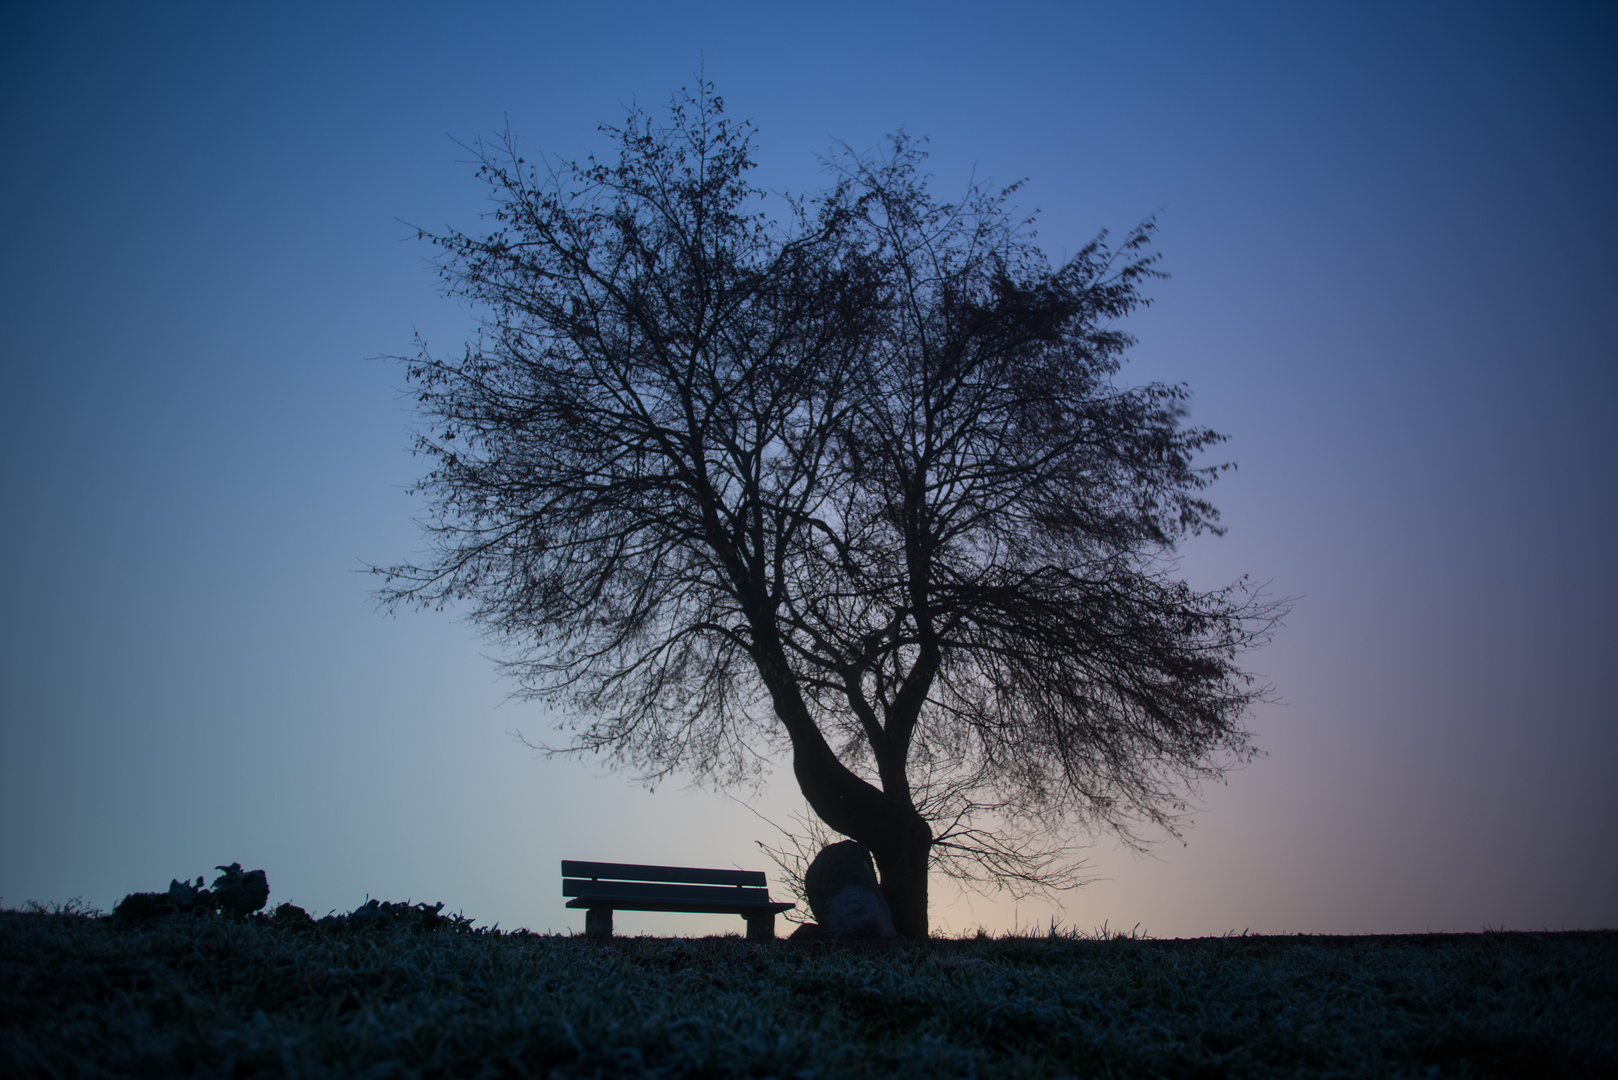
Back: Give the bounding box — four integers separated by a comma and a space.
379, 83, 1281, 938
317, 899, 477, 934
111, 862, 270, 924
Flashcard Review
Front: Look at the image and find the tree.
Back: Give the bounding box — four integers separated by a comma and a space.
379, 84, 1280, 939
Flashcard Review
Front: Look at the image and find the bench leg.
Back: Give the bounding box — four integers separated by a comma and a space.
586, 907, 613, 940
745, 911, 775, 942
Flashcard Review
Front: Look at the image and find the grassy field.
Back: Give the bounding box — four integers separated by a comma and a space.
2, 905, 1613, 1078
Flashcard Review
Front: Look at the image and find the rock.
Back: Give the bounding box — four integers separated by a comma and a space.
805, 841, 877, 914
788, 921, 825, 942
804, 841, 897, 939
826, 885, 897, 938
210, 863, 270, 917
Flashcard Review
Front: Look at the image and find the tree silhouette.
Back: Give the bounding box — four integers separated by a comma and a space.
379, 84, 1280, 938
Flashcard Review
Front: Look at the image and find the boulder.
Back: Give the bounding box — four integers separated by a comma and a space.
804, 841, 896, 939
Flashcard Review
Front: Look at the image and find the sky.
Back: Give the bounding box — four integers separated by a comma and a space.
2, 1, 1614, 938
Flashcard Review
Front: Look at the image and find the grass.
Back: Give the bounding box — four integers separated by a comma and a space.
2, 904, 1613, 1078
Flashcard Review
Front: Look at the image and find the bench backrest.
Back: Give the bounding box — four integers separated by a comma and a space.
561, 860, 772, 906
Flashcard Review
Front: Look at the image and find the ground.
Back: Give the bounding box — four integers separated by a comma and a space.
2, 906, 1613, 1078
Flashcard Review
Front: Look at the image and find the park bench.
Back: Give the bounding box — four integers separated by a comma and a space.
562, 860, 794, 941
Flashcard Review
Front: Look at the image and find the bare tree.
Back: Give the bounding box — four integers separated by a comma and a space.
378, 83, 1281, 939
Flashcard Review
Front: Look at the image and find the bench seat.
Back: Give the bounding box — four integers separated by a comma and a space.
563, 860, 794, 941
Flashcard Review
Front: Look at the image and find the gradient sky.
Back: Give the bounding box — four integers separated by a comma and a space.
2, 1, 1613, 938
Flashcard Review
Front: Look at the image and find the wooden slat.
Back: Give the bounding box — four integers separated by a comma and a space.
560, 861, 766, 887
565, 898, 795, 915
564, 879, 771, 906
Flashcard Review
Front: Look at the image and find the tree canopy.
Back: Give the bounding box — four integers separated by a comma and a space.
379, 84, 1280, 938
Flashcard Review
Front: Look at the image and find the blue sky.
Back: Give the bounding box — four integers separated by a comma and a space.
2, 0, 1613, 936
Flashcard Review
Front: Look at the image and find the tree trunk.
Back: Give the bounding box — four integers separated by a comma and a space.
870, 815, 933, 940
746, 618, 937, 938
788, 744, 935, 939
